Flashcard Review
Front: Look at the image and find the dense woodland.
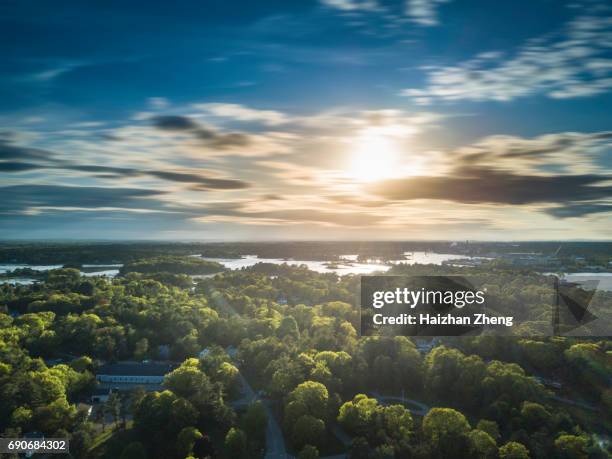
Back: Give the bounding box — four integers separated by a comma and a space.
3, 241, 612, 266
0, 254, 610, 458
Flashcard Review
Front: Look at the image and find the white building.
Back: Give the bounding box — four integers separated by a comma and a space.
96, 362, 176, 385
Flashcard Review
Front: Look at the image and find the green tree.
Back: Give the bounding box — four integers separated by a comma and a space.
422, 408, 471, 458
476, 419, 500, 441
134, 338, 149, 360
177, 426, 203, 457
381, 404, 413, 442
292, 415, 325, 449
277, 316, 300, 340
468, 429, 498, 459
371, 444, 394, 459
520, 401, 551, 431
337, 394, 379, 436
69, 356, 93, 372
554, 435, 588, 459
216, 362, 240, 398
225, 427, 247, 459
105, 392, 121, 428
349, 437, 370, 459
242, 401, 268, 444
298, 444, 319, 459
93, 405, 105, 432
120, 441, 147, 459
70, 424, 94, 459
286, 381, 329, 421
163, 359, 218, 416
499, 441, 530, 459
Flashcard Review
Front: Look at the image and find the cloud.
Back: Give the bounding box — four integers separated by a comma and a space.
402, 14, 612, 103
320, 0, 450, 27
0, 185, 166, 216
153, 115, 199, 131
453, 131, 612, 175
195, 103, 290, 126
151, 114, 253, 149
370, 168, 612, 205
406, 0, 451, 26
148, 171, 250, 190
545, 203, 612, 218
0, 161, 42, 172
29, 66, 75, 82
63, 165, 251, 190
0, 182, 380, 228
64, 165, 139, 176
320, 0, 378, 12
0, 140, 54, 162
148, 97, 169, 109
366, 129, 612, 218
0, 138, 251, 190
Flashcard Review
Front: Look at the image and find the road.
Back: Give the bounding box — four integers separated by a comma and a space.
229, 372, 257, 408
226, 347, 292, 458
206, 289, 294, 458
549, 394, 597, 411
262, 399, 293, 459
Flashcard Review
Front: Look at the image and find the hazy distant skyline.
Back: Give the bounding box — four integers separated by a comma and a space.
1, 0, 612, 240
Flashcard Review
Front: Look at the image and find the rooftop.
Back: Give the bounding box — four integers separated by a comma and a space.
97, 362, 176, 377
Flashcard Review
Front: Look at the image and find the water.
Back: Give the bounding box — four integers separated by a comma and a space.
81, 269, 120, 277
201, 254, 390, 275
0, 278, 37, 285
0, 264, 63, 273
0, 253, 486, 282
552, 273, 612, 292
396, 252, 486, 266
0, 263, 121, 284
201, 252, 482, 276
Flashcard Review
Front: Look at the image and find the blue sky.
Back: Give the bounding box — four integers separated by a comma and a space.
1, 0, 611, 240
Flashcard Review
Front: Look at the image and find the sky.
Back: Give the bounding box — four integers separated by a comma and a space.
1, 0, 612, 240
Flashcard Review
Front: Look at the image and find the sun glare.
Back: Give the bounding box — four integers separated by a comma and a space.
349, 129, 399, 182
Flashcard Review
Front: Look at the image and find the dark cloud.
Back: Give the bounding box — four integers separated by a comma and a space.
207, 132, 250, 149
545, 203, 612, 219
263, 194, 283, 200
98, 132, 122, 141
455, 132, 612, 168
153, 115, 199, 131
369, 167, 612, 207
0, 185, 166, 215
0, 161, 42, 172
0, 139, 249, 189
151, 115, 252, 149
591, 131, 612, 140
150, 170, 251, 189
0, 141, 54, 162
54, 164, 251, 190
66, 164, 140, 176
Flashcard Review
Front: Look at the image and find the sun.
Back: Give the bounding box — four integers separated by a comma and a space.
349, 128, 399, 182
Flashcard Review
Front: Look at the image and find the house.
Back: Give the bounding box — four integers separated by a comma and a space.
96, 362, 176, 386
